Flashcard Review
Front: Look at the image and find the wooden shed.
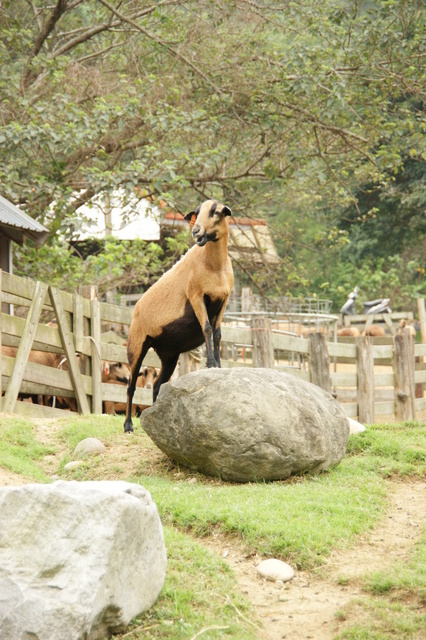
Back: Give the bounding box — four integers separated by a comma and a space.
0, 194, 48, 311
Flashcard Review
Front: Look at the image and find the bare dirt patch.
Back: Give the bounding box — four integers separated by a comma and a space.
0, 467, 29, 486
202, 479, 426, 640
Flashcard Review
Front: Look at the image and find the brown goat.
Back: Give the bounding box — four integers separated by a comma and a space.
102, 361, 130, 384
337, 327, 361, 337
124, 199, 234, 432
1, 344, 63, 369
1, 345, 64, 405
55, 360, 130, 412
363, 324, 386, 337
104, 366, 159, 416
398, 319, 417, 338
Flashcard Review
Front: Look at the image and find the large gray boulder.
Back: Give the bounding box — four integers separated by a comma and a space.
0, 481, 167, 640
142, 368, 350, 482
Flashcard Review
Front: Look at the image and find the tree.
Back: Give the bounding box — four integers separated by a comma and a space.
1, 1, 424, 303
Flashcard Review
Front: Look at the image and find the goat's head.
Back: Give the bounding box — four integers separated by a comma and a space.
103, 361, 131, 384
184, 200, 232, 247
138, 366, 159, 389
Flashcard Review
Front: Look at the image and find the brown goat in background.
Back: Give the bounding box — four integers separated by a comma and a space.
337, 327, 361, 337
363, 325, 386, 337
124, 199, 234, 433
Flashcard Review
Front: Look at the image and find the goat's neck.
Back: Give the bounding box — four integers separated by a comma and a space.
202, 231, 229, 271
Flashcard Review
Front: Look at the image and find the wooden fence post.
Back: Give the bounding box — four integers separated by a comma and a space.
241, 287, 254, 313
50, 286, 90, 415
3, 281, 48, 412
416, 298, 426, 399
251, 317, 274, 368
393, 331, 416, 421
356, 335, 375, 423
178, 349, 201, 376
0, 269, 2, 412
309, 332, 331, 393
91, 298, 102, 414
417, 298, 426, 344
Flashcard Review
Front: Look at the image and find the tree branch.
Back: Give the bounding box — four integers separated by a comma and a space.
97, 0, 224, 95
21, 0, 68, 91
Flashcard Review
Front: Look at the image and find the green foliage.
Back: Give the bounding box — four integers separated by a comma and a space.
1, 0, 425, 306
13, 235, 184, 296
336, 590, 426, 639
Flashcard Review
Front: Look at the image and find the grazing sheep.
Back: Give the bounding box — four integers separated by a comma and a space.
363, 324, 386, 337
124, 199, 234, 433
337, 327, 361, 337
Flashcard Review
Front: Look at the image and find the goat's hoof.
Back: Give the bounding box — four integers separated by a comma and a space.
124, 420, 134, 434
206, 358, 220, 368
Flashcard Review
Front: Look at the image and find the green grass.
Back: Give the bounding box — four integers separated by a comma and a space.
137, 464, 387, 569
335, 597, 425, 640
114, 527, 258, 640
363, 531, 426, 601
346, 421, 426, 477
0, 416, 55, 482
0, 414, 425, 639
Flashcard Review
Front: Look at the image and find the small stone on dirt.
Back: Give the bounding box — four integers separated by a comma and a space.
74, 437, 106, 455
257, 559, 295, 583
64, 460, 84, 471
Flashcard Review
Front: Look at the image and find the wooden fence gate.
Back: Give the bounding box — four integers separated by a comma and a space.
0, 271, 156, 418
1, 271, 425, 422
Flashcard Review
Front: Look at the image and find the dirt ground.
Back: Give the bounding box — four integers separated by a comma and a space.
0, 424, 425, 640
203, 479, 426, 640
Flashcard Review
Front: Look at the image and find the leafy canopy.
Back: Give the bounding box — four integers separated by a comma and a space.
1, 1, 424, 305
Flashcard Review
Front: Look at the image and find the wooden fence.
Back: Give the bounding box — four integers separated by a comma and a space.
0, 271, 153, 418
1, 271, 425, 423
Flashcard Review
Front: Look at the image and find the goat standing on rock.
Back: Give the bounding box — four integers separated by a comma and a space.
124, 199, 234, 433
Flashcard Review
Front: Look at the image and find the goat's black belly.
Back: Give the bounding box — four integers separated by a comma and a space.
151, 301, 204, 356
151, 298, 224, 358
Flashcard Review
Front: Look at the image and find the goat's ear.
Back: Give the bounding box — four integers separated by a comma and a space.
222, 205, 232, 217
184, 210, 199, 228
104, 362, 110, 375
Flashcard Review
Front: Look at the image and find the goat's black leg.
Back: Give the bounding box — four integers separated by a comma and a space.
124, 342, 149, 433
213, 326, 221, 367
204, 320, 218, 368
152, 354, 179, 402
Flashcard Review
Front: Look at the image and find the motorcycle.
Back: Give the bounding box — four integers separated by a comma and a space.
340, 287, 392, 316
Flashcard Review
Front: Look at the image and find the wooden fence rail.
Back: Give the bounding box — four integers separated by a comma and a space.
1, 271, 425, 422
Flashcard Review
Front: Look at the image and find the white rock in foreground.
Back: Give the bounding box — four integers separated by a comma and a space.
257, 559, 295, 582
0, 480, 167, 640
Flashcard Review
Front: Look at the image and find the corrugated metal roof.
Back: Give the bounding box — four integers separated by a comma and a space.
0, 194, 48, 234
